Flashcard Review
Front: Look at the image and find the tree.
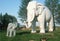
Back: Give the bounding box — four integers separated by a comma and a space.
18, 0, 32, 21
8, 15, 17, 22
0, 13, 3, 24
45, 0, 59, 29
2, 13, 17, 30
55, 3, 60, 24
0, 13, 3, 31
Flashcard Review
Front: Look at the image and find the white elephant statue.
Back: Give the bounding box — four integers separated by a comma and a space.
6, 22, 17, 37
25, 1, 54, 33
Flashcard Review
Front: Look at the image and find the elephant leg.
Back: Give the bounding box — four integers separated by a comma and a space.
6, 29, 9, 36
38, 15, 45, 33
39, 22, 45, 33
31, 23, 36, 33
9, 30, 12, 37
13, 30, 16, 36
49, 17, 53, 32
31, 19, 36, 33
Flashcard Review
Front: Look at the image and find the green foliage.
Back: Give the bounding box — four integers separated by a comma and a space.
55, 3, 60, 24
0, 13, 2, 21
18, 0, 32, 21
0, 13, 3, 31
45, 0, 59, 11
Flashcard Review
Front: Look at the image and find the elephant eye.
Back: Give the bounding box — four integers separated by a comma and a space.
43, 7, 45, 9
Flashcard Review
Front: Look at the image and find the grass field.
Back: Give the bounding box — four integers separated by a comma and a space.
0, 27, 60, 41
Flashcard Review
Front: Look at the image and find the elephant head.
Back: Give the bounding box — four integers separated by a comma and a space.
26, 1, 37, 28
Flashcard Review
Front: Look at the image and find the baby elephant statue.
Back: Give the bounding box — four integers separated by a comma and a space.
25, 0, 54, 33
6, 22, 17, 37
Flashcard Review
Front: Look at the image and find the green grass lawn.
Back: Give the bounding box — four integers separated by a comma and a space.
0, 27, 60, 41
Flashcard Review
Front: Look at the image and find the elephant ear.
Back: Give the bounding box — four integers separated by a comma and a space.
37, 5, 45, 15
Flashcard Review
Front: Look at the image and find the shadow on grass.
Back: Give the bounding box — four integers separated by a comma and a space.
37, 30, 49, 33
16, 31, 31, 35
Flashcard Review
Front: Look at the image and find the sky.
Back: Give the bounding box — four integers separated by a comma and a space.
0, 0, 45, 23
0, 0, 20, 18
